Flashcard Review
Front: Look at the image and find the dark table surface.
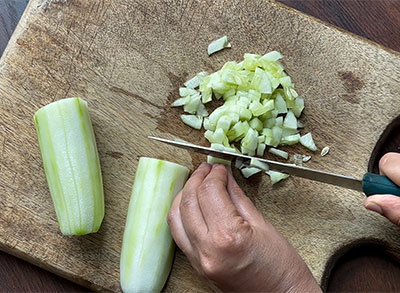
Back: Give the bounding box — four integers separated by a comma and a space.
1, 0, 400, 292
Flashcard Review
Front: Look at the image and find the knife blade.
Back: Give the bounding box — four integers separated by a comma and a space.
148, 136, 364, 192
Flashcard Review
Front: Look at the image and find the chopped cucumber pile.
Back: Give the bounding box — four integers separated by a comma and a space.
172, 51, 322, 183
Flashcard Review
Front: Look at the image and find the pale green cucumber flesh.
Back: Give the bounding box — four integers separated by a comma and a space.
34, 97, 104, 235
120, 157, 189, 293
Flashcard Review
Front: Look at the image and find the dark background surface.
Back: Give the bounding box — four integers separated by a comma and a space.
0, 0, 29, 55
1, 0, 400, 291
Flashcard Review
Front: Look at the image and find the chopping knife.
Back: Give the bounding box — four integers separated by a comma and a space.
148, 136, 400, 197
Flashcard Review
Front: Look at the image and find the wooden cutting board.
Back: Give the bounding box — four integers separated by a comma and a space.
1, 0, 400, 291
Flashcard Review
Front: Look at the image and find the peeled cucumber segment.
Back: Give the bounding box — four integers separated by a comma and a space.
34, 97, 104, 235
120, 158, 189, 293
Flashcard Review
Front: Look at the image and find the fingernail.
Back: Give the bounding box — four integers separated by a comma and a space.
365, 202, 382, 214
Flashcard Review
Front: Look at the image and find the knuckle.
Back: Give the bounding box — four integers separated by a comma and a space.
198, 181, 213, 195
199, 254, 222, 279
213, 228, 246, 252
198, 178, 223, 194
180, 194, 196, 210
199, 222, 250, 279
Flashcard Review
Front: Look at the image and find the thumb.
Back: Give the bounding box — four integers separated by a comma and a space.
364, 194, 400, 226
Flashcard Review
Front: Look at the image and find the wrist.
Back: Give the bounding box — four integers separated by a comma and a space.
284, 267, 322, 293
285, 278, 321, 293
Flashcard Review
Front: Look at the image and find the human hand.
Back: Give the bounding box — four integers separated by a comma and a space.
364, 152, 400, 226
167, 163, 321, 292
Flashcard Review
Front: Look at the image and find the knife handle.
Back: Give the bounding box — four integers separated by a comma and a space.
362, 172, 400, 197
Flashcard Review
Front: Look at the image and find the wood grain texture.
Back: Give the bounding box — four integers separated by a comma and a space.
1, 0, 400, 291
280, 2, 400, 290
278, 0, 400, 178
